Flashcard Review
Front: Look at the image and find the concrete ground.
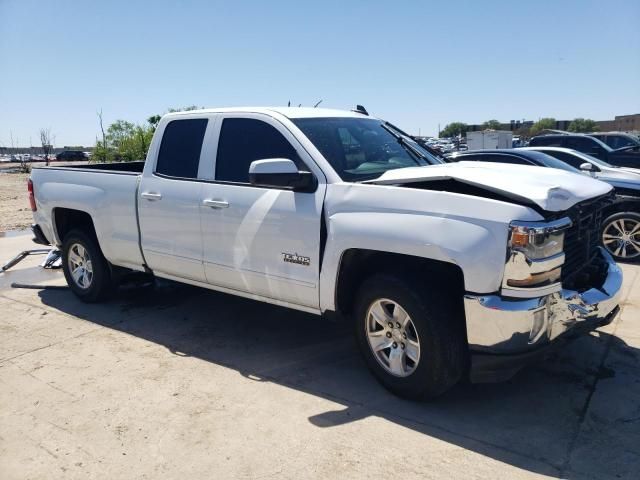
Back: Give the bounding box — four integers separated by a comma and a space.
1, 232, 639, 480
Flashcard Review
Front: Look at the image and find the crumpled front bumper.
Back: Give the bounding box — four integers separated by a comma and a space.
464, 247, 623, 382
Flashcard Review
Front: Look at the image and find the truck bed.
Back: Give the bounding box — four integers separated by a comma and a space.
30, 163, 146, 271
35, 160, 146, 174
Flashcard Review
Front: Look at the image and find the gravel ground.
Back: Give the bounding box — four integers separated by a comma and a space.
0, 173, 32, 232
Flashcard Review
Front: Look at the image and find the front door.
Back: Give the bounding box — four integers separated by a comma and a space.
200, 115, 326, 308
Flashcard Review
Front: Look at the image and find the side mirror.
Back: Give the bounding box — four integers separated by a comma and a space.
580, 162, 598, 176
249, 159, 316, 192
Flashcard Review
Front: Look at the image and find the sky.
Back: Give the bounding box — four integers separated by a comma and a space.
1, 0, 639, 147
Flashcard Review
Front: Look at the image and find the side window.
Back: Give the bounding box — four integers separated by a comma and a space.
567, 137, 598, 154
545, 150, 583, 168
216, 118, 302, 183
532, 137, 564, 147
156, 119, 208, 178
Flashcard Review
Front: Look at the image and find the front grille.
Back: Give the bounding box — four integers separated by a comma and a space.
560, 193, 613, 289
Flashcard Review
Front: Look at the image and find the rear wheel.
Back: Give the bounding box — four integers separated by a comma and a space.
354, 274, 466, 400
601, 212, 640, 262
62, 229, 114, 302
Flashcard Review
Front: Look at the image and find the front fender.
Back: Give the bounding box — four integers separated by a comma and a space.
319, 211, 508, 312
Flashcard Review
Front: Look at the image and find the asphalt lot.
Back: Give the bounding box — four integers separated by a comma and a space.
1, 232, 639, 479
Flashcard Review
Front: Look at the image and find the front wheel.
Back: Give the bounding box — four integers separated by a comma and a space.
601, 212, 640, 262
354, 274, 467, 400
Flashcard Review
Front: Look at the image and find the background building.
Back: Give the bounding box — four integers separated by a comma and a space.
596, 114, 640, 132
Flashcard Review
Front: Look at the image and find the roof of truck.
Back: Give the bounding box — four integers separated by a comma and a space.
164, 107, 371, 120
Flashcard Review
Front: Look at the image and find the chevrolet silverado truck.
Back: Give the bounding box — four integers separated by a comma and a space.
29, 107, 623, 399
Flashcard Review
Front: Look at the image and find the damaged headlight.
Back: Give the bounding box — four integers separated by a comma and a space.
509, 223, 566, 259
503, 218, 572, 293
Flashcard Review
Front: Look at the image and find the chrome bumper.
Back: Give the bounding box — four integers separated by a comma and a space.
464, 248, 622, 354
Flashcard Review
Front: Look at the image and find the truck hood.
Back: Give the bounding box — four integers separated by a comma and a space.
365, 161, 613, 212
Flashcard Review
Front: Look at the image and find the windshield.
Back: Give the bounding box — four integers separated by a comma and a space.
569, 149, 615, 168
292, 117, 442, 181
533, 152, 583, 173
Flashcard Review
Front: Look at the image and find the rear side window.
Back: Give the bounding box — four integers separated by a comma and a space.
530, 136, 564, 147
156, 119, 208, 178
216, 118, 302, 183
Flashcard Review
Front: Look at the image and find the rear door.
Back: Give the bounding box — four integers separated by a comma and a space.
138, 116, 214, 282
199, 114, 326, 309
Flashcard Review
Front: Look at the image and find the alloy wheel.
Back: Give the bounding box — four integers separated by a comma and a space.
67, 243, 94, 289
602, 217, 640, 260
365, 298, 421, 377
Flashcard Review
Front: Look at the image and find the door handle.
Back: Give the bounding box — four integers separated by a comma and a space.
203, 199, 229, 209
141, 192, 162, 201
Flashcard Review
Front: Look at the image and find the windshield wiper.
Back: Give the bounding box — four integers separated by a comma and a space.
380, 123, 427, 164
382, 122, 447, 163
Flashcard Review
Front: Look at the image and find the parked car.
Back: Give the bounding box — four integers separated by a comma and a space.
521, 147, 640, 261
446, 148, 579, 172
55, 150, 87, 161
529, 134, 640, 168
589, 132, 640, 150
29, 107, 622, 399
449, 148, 640, 262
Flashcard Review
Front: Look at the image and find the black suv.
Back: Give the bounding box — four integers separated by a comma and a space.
55, 150, 87, 161
529, 134, 640, 168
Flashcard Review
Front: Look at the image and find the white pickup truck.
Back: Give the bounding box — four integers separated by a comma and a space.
29, 107, 623, 399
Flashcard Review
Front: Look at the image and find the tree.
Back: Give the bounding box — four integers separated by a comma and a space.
167, 105, 201, 113
440, 122, 467, 138
147, 115, 161, 129
482, 119, 502, 130
568, 118, 598, 133
530, 118, 557, 136
39, 128, 53, 166
106, 120, 136, 150
95, 110, 109, 162
93, 106, 204, 164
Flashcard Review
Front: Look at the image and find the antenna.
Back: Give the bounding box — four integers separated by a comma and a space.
352, 105, 369, 116
313, 99, 323, 108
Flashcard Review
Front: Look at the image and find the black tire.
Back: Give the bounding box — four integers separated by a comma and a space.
61, 229, 114, 302
601, 211, 640, 263
354, 274, 467, 400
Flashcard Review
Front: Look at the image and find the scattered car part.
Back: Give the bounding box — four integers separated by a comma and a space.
1, 248, 52, 272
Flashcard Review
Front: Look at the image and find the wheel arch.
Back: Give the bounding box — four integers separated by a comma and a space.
602, 196, 640, 218
53, 208, 97, 244
333, 249, 466, 326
